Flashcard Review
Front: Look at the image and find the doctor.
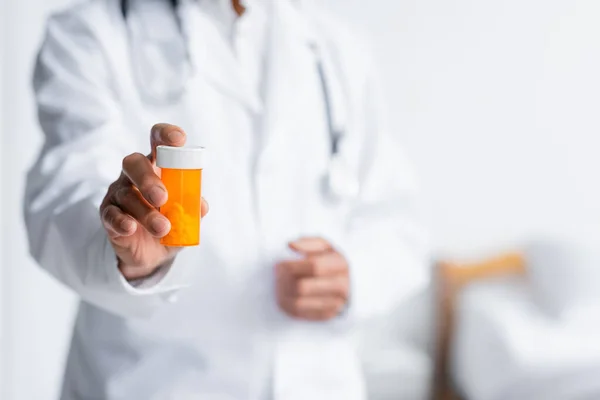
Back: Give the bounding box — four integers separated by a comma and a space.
25, 0, 429, 398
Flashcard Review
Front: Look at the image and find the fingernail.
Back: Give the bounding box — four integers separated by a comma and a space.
151, 217, 170, 235
167, 130, 184, 142
120, 219, 135, 233
148, 186, 167, 206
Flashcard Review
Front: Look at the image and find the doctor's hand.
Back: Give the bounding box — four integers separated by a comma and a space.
99, 123, 209, 280
276, 238, 350, 321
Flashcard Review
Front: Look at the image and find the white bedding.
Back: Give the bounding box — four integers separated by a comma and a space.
525, 240, 600, 321
452, 278, 600, 400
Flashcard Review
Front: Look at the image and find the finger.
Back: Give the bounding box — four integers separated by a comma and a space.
122, 152, 167, 208
201, 198, 209, 218
150, 123, 186, 160
294, 276, 349, 299
282, 296, 346, 321
289, 237, 333, 255
100, 204, 138, 238
276, 259, 313, 278
276, 252, 347, 277
308, 252, 348, 276
113, 186, 171, 237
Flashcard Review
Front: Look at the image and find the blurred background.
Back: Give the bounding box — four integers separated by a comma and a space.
2, 0, 600, 399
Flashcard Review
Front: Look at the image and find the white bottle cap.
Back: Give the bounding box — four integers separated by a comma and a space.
156, 146, 205, 170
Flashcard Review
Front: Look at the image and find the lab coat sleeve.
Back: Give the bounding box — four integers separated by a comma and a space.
24, 13, 189, 319
339, 61, 431, 323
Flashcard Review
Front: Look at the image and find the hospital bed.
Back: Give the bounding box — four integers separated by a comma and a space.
433, 248, 600, 400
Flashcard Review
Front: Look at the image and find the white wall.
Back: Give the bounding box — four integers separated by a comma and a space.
1, 1, 76, 399
3, 0, 600, 399
329, 0, 600, 256
0, 0, 6, 393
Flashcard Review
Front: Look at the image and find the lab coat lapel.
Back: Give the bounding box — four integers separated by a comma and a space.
258, 1, 318, 157
183, 2, 262, 113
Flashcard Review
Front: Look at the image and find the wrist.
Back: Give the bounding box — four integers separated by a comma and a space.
117, 256, 175, 282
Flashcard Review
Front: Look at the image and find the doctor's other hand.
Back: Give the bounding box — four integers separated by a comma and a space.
275, 238, 350, 321
99, 123, 209, 280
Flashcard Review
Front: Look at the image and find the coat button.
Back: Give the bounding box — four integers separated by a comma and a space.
166, 293, 178, 303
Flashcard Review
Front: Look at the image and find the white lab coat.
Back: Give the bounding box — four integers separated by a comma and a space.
25, 0, 429, 399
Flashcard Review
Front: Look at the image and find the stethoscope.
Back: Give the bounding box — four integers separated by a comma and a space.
121, 0, 360, 201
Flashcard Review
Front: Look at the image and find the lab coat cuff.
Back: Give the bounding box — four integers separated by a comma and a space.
102, 236, 190, 296
333, 236, 429, 324
335, 241, 367, 322
324, 236, 358, 326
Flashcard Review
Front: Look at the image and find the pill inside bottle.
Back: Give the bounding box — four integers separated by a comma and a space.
156, 145, 205, 247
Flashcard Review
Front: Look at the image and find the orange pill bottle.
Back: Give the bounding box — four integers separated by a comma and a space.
156, 146, 205, 247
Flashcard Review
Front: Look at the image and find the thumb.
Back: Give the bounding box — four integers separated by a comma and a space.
288, 237, 333, 255
150, 123, 187, 161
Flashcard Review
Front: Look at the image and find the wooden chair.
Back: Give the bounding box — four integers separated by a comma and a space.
431, 252, 527, 400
